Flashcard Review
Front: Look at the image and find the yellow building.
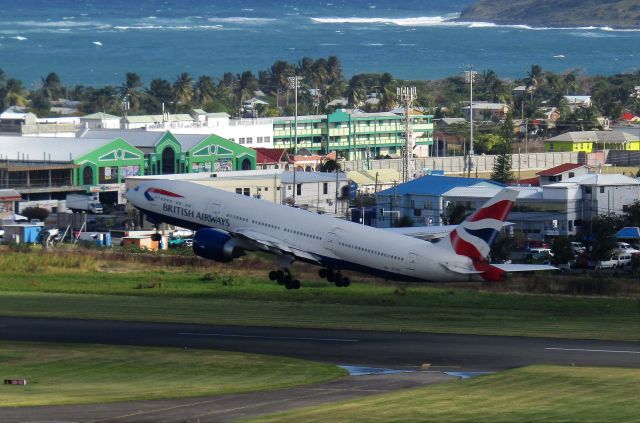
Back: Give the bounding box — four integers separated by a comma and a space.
545, 130, 640, 152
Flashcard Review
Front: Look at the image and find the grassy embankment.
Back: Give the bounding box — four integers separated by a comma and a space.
0, 250, 638, 341
0, 341, 346, 407
246, 365, 640, 423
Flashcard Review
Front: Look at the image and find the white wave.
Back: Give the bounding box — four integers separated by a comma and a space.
12, 36, 27, 40
311, 16, 640, 32
14, 20, 101, 28
93, 41, 102, 46
319, 43, 337, 46
553, 54, 565, 58
569, 31, 618, 38
114, 24, 224, 31
362, 42, 384, 46
207, 17, 276, 24
62, 16, 75, 20
241, 8, 254, 12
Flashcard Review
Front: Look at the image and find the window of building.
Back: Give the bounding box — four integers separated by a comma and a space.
265, 136, 270, 143
323, 182, 328, 195
243, 188, 250, 196
235, 188, 242, 195
585, 186, 592, 194
246, 137, 253, 144
600, 186, 605, 194
569, 172, 575, 178
257, 137, 263, 143
239, 138, 245, 144
297, 184, 302, 196
414, 209, 421, 217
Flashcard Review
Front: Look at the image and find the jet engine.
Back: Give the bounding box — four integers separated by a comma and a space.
192, 229, 243, 262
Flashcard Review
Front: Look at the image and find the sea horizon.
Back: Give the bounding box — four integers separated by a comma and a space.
1, 0, 639, 88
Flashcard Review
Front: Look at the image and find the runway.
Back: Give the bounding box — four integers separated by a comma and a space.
2, 317, 639, 370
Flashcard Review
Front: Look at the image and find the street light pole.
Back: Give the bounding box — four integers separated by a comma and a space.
288, 75, 302, 206
464, 67, 476, 178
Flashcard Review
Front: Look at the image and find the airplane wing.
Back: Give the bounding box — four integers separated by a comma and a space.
491, 263, 558, 272
382, 225, 457, 240
383, 222, 516, 241
233, 228, 322, 264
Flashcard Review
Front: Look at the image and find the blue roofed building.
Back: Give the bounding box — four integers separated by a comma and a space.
375, 175, 504, 228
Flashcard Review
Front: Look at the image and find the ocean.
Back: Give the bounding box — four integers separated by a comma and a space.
1, 0, 639, 88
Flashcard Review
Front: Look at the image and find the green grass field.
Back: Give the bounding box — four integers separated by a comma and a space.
246, 366, 640, 423
0, 251, 638, 341
0, 341, 346, 407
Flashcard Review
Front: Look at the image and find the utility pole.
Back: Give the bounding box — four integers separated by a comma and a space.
397, 86, 417, 183
288, 75, 302, 206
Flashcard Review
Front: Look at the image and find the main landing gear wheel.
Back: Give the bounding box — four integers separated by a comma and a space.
270, 269, 300, 289
320, 268, 350, 287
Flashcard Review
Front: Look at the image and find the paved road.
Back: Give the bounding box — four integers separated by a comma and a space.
1, 317, 639, 422
2, 317, 639, 370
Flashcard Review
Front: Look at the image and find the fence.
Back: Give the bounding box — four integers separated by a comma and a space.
343, 151, 580, 174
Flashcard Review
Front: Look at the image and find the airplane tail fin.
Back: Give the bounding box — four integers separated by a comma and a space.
440, 188, 518, 281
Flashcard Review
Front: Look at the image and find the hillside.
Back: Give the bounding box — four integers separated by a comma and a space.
458, 0, 640, 29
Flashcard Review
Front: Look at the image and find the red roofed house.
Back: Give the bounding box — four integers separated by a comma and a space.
254, 148, 288, 170
620, 112, 640, 123
536, 163, 589, 186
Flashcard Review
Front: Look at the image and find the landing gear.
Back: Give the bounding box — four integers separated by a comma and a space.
269, 268, 300, 290
319, 268, 350, 287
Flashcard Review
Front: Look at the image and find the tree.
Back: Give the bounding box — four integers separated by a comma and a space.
40, 72, 63, 100
441, 204, 467, 225
173, 72, 194, 105
144, 78, 174, 113
489, 234, 516, 263
29, 91, 51, 116
623, 200, 640, 227
193, 75, 216, 108
551, 237, 575, 265
20, 207, 50, 222
4, 78, 28, 106
589, 214, 620, 266
490, 114, 514, 183
268, 60, 294, 109
119, 72, 144, 112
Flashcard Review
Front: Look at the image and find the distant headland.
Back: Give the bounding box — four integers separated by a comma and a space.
458, 0, 640, 29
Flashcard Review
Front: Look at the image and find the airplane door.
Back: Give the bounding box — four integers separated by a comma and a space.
325, 232, 337, 252
207, 201, 223, 217
406, 252, 417, 271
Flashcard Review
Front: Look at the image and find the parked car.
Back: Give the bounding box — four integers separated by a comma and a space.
571, 242, 586, 255
616, 242, 640, 255
168, 237, 193, 248
524, 240, 550, 250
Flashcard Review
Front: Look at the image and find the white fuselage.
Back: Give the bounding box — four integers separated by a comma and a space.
127, 180, 476, 282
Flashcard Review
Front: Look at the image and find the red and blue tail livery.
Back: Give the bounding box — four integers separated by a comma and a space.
449, 188, 518, 261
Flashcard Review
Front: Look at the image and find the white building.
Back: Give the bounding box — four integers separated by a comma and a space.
79, 112, 121, 130
462, 102, 510, 121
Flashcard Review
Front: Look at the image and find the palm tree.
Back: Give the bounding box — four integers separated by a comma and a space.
325, 55, 344, 86
235, 70, 258, 116
144, 78, 173, 113
172, 72, 194, 106
194, 75, 216, 107
345, 75, 366, 108
4, 78, 28, 106
119, 72, 144, 112
268, 60, 294, 108
40, 72, 62, 100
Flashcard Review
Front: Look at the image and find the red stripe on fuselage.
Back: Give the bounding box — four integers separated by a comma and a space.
468, 200, 513, 223
148, 188, 184, 198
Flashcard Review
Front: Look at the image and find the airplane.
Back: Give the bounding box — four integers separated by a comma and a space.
125, 179, 555, 289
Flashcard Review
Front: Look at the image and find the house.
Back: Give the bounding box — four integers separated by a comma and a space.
254, 148, 288, 170
535, 163, 589, 185
79, 112, 121, 130
0, 106, 38, 133
562, 173, 640, 220
544, 130, 640, 152
462, 102, 510, 121
0, 189, 21, 220
563, 95, 592, 111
